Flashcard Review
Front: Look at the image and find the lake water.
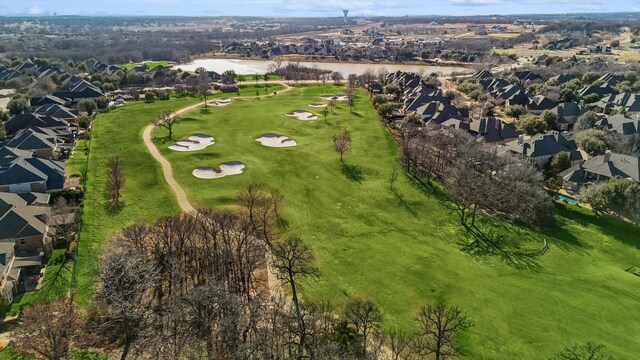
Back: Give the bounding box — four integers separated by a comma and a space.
175, 58, 472, 76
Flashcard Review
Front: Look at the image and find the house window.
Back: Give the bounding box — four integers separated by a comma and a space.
19, 239, 26, 245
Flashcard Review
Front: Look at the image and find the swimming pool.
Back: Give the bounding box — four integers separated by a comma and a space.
557, 194, 579, 205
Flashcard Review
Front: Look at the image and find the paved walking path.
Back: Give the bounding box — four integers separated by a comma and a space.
142, 101, 204, 213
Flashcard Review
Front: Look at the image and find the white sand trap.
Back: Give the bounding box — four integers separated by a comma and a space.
192, 161, 245, 179
308, 103, 327, 108
285, 110, 318, 121
256, 133, 298, 148
320, 94, 348, 101
208, 98, 232, 107
169, 134, 215, 152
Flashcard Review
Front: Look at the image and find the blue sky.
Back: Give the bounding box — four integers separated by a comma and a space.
0, 0, 637, 17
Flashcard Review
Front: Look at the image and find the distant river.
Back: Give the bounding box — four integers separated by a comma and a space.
174, 58, 472, 76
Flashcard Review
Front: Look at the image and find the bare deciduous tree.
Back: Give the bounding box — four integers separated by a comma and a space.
14, 300, 77, 360
156, 110, 179, 139
107, 155, 124, 209
343, 298, 383, 357
412, 303, 473, 360
333, 131, 351, 165
271, 237, 319, 358
91, 246, 159, 360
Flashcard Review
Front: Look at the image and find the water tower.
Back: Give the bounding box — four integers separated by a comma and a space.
343, 10, 349, 24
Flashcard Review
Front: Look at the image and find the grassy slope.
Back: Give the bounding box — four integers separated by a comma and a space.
153, 85, 640, 359
73, 96, 200, 306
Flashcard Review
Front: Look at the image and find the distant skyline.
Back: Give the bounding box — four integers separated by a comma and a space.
0, 0, 635, 17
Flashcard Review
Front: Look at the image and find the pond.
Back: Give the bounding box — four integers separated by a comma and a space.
174, 58, 472, 76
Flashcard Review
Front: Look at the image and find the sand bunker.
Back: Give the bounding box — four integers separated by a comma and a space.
308, 103, 327, 108
192, 161, 245, 179
256, 133, 298, 148
208, 98, 232, 107
320, 94, 348, 101
285, 110, 318, 121
168, 134, 215, 152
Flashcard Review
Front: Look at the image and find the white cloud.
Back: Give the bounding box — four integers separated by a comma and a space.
28, 5, 45, 14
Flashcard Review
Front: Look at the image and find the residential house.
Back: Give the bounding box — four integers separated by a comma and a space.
513, 71, 543, 83
550, 73, 575, 84
593, 92, 640, 115
5, 113, 71, 136
0, 193, 51, 302
467, 117, 520, 143
472, 69, 494, 80
500, 131, 583, 168
0, 156, 66, 193
491, 84, 529, 106
527, 95, 557, 115
578, 85, 617, 99
596, 114, 639, 137
4, 127, 72, 159
558, 151, 640, 191
554, 102, 588, 130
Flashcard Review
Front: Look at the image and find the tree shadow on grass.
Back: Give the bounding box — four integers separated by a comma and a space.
341, 162, 364, 183
460, 224, 545, 272
554, 204, 640, 250
351, 111, 363, 118
152, 135, 173, 145
105, 201, 125, 214
200, 108, 211, 115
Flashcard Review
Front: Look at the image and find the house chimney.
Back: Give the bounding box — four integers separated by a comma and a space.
517, 134, 524, 145
603, 150, 611, 163
579, 99, 585, 107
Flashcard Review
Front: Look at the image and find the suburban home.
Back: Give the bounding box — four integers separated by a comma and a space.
472, 69, 494, 80
526, 95, 557, 114
553, 102, 588, 130
597, 73, 625, 87
30, 94, 68, 107
0, 156, 66, 193
4, 127, 72, 159
479, 78, 509, 92
28, 103, 79, 121
467, 117, 520, 143
491, 84, 529, 106
557, 151, 640, 191
500, 131, 583, 168
0, 192, 51, 302
578, 85, 617, 99
415, 101, 464, 125
596, 114, 639, 137
5, 113, 72, 136
593, 92, 640, 115
550, 73, 575, 84
512, 70, 543, 83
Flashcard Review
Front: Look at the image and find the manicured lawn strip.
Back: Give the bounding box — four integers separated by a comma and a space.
74, 96, 200, 307
237, 74, 284, 82
154, 85, 640, 359
67, 138, 89, 178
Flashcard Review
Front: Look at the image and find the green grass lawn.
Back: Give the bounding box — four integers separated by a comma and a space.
151, 85, 640, 359
120, 60, 173, 71
236, 74, 284, 82
67, 138, 89, 178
